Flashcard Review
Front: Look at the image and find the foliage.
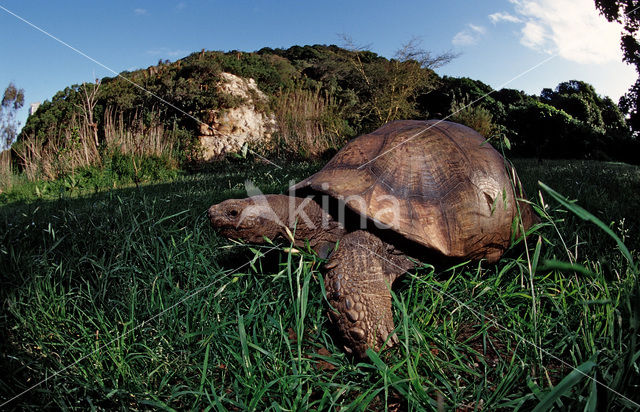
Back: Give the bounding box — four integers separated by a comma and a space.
449, 95, 501, 139
0, 154, 179, 205
540, 80, 629, 138
337, 37, 454, 129
506, 100, 595, 159
257, 42, 450, 133
508, 81, 634, 161
595, 0, 640, 134
418, 77, 634, 162
12, 43, 637, 178
0, 83, 21, 187
17, 45, 449, 175
418, 76, 506, 121
0, 159, 639, 409
105, 151, 179, 183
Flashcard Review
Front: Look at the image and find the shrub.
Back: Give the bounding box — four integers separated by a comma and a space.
449, 95, 500, 139
106, 151, 178, 183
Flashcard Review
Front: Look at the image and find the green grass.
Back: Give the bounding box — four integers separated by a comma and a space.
0, 158, 639, 410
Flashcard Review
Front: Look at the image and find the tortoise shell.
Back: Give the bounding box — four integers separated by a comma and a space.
290, 120, 537, 262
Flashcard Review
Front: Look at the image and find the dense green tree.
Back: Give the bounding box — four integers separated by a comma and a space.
595, 0, 640, 134
503, 80, 631, 160
506, 100, 597, 159
416, 76, 631, 161
417, 76, 504, 122
492, 88, 533, 108
20, 85, 83, 143
540, 80, 629, 137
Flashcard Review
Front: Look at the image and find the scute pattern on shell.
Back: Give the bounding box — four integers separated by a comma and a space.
291, 120, 535, 262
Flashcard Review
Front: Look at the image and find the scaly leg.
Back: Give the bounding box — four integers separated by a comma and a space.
324, 230, 413, 358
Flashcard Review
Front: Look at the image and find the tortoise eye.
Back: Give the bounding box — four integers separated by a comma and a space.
228, 209, 239, 217
484, 193, 494, 209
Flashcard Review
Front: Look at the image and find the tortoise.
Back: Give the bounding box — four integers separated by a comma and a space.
208, 120, 538, 358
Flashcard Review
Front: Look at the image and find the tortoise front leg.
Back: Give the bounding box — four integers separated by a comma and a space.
324, 230, 412, 358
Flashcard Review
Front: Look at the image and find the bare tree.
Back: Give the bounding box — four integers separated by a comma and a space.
338, 34, 385, 121
393, 36, 458, 70
385, 38, 457, 122
77, 79, 101, 149
1, 82, 25, 150
340, 35, 458, 125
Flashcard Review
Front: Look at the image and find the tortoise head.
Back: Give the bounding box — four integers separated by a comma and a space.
207, 195, 288, 243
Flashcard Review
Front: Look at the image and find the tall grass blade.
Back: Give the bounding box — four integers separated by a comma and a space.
537, 260, 597, 277
531, 360, 596, 412
366, 349, 410, 398
584, 372, 598, 412
198, 343, 210, 394
531, 235, 542, 273
539, 182, 636, 271
237, 312, 252, 379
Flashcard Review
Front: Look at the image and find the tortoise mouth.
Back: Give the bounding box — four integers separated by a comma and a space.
211, 222, 248, 240
209, 217, 246, 233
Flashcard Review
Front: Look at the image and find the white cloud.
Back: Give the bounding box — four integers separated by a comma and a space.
495, 0, 625, 64
134, 8, 147, 16
468, 24, 486, 35
452, 24, 487, 46
489, 12, 522, 24
520, 21, 548, 49
452, 31, 475, 46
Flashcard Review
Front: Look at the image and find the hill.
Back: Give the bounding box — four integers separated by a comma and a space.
10, 44, 639, 182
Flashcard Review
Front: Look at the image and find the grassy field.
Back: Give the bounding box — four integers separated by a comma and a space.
0, 158, 639, 410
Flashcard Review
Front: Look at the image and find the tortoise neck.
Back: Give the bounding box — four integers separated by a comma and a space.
264, 194, 345, 252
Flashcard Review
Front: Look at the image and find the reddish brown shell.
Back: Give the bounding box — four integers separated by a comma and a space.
290, 120, 537, 262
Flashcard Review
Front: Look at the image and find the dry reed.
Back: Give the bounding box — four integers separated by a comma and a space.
273, 88, 345, 158
104, 106, 174, 157
0, 149, 13, 191
13, 105, 177, 181
14, 113, 101, 180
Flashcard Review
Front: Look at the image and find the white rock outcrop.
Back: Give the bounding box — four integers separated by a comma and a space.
198, 72, 277, 160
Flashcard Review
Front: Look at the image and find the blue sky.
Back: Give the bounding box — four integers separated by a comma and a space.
0, 0, 635, 129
